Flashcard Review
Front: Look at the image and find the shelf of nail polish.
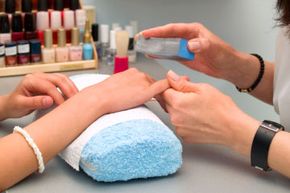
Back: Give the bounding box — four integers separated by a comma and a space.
0, 0, 99, 77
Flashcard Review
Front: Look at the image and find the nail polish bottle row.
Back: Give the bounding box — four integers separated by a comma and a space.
0, 0, 87, 45
1, 39, 41, 67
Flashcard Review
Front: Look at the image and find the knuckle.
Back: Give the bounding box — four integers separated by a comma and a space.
129, 67, 138, 73
170, 114, 182, 126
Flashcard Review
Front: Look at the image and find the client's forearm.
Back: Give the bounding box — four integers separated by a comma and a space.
0, 88, 106, 190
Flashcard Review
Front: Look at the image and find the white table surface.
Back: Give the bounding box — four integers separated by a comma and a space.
0, 58, 289, 193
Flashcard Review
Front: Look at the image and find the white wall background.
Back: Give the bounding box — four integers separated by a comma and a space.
84, 0, 280, 121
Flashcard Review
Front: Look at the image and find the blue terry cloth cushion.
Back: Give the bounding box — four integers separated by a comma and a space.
80, 119, 183, 182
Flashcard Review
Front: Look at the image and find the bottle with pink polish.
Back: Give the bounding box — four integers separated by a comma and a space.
69, 27, 82, 61
42, 29, 55, 63
56, 28, 69, 63
36, 0, 49, 31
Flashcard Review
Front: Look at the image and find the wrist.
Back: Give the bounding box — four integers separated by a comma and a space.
222, 51, 260, 89
0, 95, 10, 121
228, 112, 260, 157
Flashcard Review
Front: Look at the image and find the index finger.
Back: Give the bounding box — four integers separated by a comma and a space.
141, 23, 200, 39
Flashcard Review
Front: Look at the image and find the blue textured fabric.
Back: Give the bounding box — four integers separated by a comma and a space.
80, 119, 182, 182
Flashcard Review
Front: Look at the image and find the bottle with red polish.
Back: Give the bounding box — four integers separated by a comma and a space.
12, 13, 24, 42
5, 42, 17, 67
51, 0, 64, 44
24, 13, 38, 40
17, 40, 30, 65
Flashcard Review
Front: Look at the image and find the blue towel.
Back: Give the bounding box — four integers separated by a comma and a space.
80, 119, 183, 182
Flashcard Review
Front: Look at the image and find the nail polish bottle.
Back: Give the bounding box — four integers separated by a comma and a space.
100, 24, 109, 61
83, 5, 96, 27
56, 28, 69, 62
114, 31, 129, 74
48, 0, 54, 10
5, 0, 16, 21
17, 40, 30, 65
32, 0, 37, 10
125, 25, 136, 63
22, 0, 32, 13
0, 43, 5, 67
36, 0, 49, 31
29, 39, 41, 63
83, 20, 93, 60
63, 8, 75, 44
51, 0, 63, 44
69, 27, 82, 61
91, 23, 101, 59
0, 14, 11, 44
16, 0, 21, 12
106, 30, 116, 66
71, 0, 86, 41
24, 13, 37, 40
12, 13, 24, 42
5, 41, 17, 66
64, 0, 70, 8
0, 0, 4, 13
42, 29, 55, 63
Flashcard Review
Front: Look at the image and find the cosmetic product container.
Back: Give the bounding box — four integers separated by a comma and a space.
114, 31, 129, 74
29, 39, 41, 63
5, 0, 15, 21
48, 0, 53, 10
16, 0, 21, 12
24, 13, 37, 40
112, 23, 121, 31
75, 9, 86, 41
0, 43, 5, 67
130, 20, 139, 35
135, 36, 195, 61
63, 8, 75, 44
83, 5, 96, 26
51, 0, 64, 44
17, 40, 30, 65
0, 0, 4, 13
11, 13, 24, 42
92, 23, 101, 59
0, 14, 11, 44
83, 20, 93, 60
5, 41, 17, 66
22, 0, 32, 13
106, 30, 116, 66
42, 29, 55, 63
36, 0, 49, 31
69, 27, 82, 61
100, 24, 109, 61
125, 25, 136, 63
32, 0, 37, 10
56, 28, 69, 62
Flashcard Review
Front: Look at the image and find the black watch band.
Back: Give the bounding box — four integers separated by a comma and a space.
251, 120, 284, 171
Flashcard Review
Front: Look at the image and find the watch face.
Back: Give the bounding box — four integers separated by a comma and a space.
263, 120, 285, 132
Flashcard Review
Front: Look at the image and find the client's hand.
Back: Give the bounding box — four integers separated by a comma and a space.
162, 70, 260, 156
0, 73, 78, 120
87, 68, 170, 114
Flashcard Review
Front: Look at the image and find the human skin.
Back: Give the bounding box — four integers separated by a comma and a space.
141, 23, 274, 104
163, 70, 290, 178
0, 68, 170, 190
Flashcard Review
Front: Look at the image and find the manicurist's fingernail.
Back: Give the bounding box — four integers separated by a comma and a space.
168, 70, 180, 81
188, 41, 201, 52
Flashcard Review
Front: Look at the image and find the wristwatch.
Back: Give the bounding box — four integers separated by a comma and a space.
251, 120, 284, 171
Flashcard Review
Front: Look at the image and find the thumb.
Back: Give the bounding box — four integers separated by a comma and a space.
188, 38, 210, 53
25, 96, 54, 110
167, 70, 199, 93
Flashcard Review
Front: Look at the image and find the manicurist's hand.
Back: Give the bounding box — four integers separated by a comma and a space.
85, 68, 170, 114
162, 70, 260, 156
0, 73, 78, 120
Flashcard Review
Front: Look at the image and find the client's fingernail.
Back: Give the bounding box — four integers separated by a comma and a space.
168, 70, 180, 81
188, 41, 201, 52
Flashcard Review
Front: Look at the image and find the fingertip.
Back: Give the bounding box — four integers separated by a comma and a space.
42, 96, 53, 108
